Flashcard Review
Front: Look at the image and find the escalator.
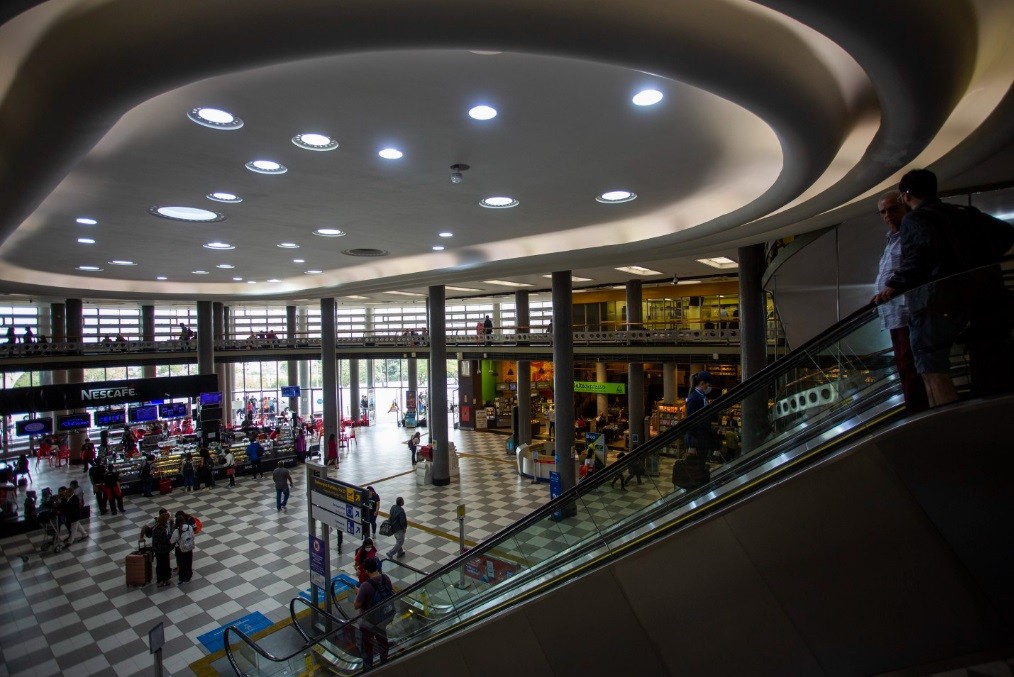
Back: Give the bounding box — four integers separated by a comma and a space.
225, 266, 1014, 675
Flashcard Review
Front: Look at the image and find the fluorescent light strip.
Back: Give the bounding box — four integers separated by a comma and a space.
483, 280, 533, 287
446, 286, 480, 292
614, 266, 662, 276
383, 291, 425, 297
696, 257, 738, 269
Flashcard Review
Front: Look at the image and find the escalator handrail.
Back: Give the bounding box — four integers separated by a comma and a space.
380, 557, 429, 576
289, 596, 349, 643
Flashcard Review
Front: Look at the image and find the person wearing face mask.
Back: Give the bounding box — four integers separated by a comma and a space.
684, 371, 714, 457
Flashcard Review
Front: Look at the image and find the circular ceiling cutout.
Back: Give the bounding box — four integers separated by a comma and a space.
378, 148, 403, 160
468, 105, 497, 120
187, 107, 244, 130
314, 228, 346, 237
245, 160, 287, 174
207, 192, 242, 203
149, 206, 225, 222
277, 242, 300, 249
596, 190, 637, 203
343, 248, 389, 257
480, 196, 519, 209
203, 241, 235, 250
293, 133, 339, 151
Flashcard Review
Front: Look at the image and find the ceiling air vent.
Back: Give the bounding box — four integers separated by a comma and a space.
342, 248, 389, 257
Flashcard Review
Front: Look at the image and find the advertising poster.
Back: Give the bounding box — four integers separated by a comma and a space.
463, 554, 519, 584
586, 432, 606, 465
308, 535, 326, 589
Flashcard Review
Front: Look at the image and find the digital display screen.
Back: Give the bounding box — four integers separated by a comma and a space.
199, 391, 222, 406
95, 410, 126, 426
16, 418, 53, 436
280, 385, 301, 397
129, 405, 159, 423
159, 402, 188, 419
57, 413, 92, 431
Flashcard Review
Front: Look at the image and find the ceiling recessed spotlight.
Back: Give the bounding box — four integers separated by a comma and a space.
108, 260, 136, 266
245, 160, 287, 175
469, 50, 502, 55
77, 265, 102, 272
277, 242, 300, 249
378, 148, 403, 160
676, 279, 702, 285
203, 242, 235, 250
75, 217, 98, 225
247, 280, 257, 284
480, 196, 519, 209
156, 276, 167, 281
150, 206, 224, 222
383, 291, 425, 297
313, 228, 346, 237
207, 192, 242, 203
432, 246, 445, 251
697, 256, 739, 269
632, 89, 664, 106
345, 295, 369, 300
483, 280, 533, 287
293, 259, 305, 264
187, 107, 244, 130
232, 277, 243, 281
596, 190, 637, 204
216, 264, 235, 269
292, 133, 339, 151
266, 279, 280, 283
446, 286, 480, 292
438, 232, 453, 238
77, 237, 95, 244
468, 105, 497, 120
192, 270, 209, 275
304, 269, 323, 275
615, 265, 662, 276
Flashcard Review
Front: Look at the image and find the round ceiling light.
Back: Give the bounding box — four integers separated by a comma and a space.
232, 277, 243, 281
156, 276, 167, 280
192, 270, 209, 275
293, 259, 305, 264
378, 148, 403, 160
468, 105, 497, 120
207, 192, 242, 203
438, 231, 453, 238
216, 264, 235, 269
150, 206, 225, 222
77, 265, 102, 272
277, 242, 300, 249
293, 133, 339, 151
632, 89, 663, 106
596, 190, 637, 204
480, 196, 519, 209
313, 228, 346, 237
77, 237, 95, 244
187, 107, 244, 130
267, 279, 280, 283
432, 246, 445, 251
245, 160, 288, 175
203, 242, 235, 250
304, 269, 323, 275
76, 217, 97, 225
247, 280, 257, 284
108, 260, 136, 266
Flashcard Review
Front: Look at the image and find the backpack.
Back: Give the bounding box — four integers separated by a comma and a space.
152, 524, 172, 553
182, 460, 194, 476
366, 575, 396, 624
176, 525, 195, 552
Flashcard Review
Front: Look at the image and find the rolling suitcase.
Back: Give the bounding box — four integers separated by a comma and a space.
126, 539, 152, 587
158, 476, 172, 495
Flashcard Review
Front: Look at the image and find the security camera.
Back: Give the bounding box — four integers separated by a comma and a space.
450, 163, 469, 184
451, 171, 463, 184
672, 275, 679, 285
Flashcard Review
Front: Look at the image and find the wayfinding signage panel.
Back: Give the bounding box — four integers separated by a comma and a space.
309, 475, 366, 536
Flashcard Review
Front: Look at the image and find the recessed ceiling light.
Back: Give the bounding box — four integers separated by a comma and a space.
203, 242, 235, 250
632, 89, 663, 106
187, 107, 244, 130
245, 160, 287, 175
615, 265, 662, 276
216, 264, 235, 269
77, 237, 95, 244
384, 291, 425, 297
293, 258, 305, 264
480, 196, 519, 209
432, 246, 445, 251
468, 105, 497, 120
266, 279, 280, 283
77, 265, 102, 272
696, 256, 738, 269
156, 276, 167, 281
378, 148, 403, 160
277, 242, 300, 249
207, 192, 242, 203
611, 285, 626, 290
676, 279, 702, 285
305, 269, 323, 275
541, 274, 592, 282
76, 217, 97, 225
345, 295, 369, 300
596, 190, 637, 204
247, 280, 257, 284
313, 228, 346, 237
438, 232, 453, 238
232, 277, 243, 281
446, 286, 480, 292
192, 270, 209, 275
292, 133, 339, 151
150, 206, 224, 222
469, 50, 502, 55
483, 280, 533, 287
108, 260, 136, 266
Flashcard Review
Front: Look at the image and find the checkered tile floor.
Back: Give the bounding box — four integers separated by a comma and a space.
2, 410, 615, 677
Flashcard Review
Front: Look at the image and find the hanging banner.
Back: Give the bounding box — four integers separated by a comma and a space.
573, 381, 626, 395
0, 374, 219, 416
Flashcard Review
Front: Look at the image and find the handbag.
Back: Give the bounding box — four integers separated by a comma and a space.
226, 466, 235, 477
672, 454, 710, 490
379, 519, 394, 536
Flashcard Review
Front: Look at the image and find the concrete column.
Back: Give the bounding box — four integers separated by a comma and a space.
196, 301, 214, 377
286, 305, 299, 414
492, 302, 501, 334
142, 304, 156, 379
626, 280, 645, 449
429, 285, 449, 485
552, 271, 576, 493
65, 298, 86, 459
49, 303, 67, 386
739, 243, 769, 453
298, 307, 311, 418
515, 290, 532, 444
350, 359, 360, 419
595, 362, 608, 416
662, 363, 677, 403
222, 306, 233, 419
37, 305, 52, 386
320, 299, 339, 448
212, 302, 231, 423
408, 358, 417, 396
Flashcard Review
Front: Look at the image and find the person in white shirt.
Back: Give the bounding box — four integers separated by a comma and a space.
224, 449, 236, 488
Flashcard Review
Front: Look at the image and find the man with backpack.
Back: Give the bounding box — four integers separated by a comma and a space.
170, 511, 196, 583
353, 557, 394, 670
